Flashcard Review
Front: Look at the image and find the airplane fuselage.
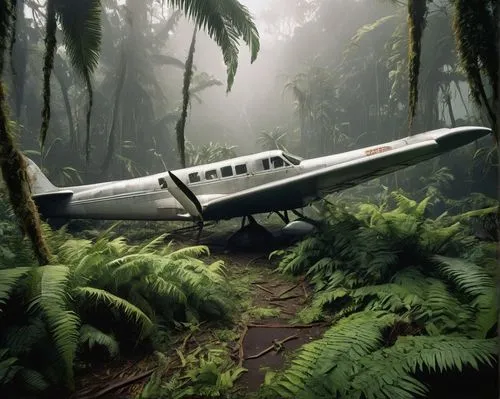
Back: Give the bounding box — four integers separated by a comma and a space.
29, 126, 491, 222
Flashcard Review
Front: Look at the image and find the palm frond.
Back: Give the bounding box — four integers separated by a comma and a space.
150, 54, 185, 69
163, 0, 260, 91
55, 0, 102, 161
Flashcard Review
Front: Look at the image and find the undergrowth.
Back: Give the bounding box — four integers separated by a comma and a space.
0, 194, 232, 397
264, 190, 498, 398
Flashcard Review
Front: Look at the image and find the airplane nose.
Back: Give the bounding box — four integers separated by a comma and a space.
434, 126, 492, 150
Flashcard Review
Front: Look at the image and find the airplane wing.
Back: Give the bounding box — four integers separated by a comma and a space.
200, 140, 439, 220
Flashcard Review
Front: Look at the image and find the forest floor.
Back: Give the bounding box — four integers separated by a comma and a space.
69, 220, 325, 399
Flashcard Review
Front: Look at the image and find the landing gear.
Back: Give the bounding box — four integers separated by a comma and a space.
227, 215, 275, 251
290, 209, 320, 227
168, 220, 216, 241
195, 220, 204, 243
273, 210, 290, 224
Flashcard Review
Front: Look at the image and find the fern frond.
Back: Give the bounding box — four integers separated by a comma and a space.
423, 278, 474, 335
17, 368, 50, 392
0, 349, 21, 386
433, 255, 494, 297
57, 239, 93, 264
28, 265, 80, 387
144, 275, 187, 303
138, 234, 168, 253
350, 335, 496, 398
74, 286, 152, 336
168, 245, 209, 259
271, 311, 397, 398
3, 317, 46, 355
0, 267, 31, 308
79, 324, 119, 357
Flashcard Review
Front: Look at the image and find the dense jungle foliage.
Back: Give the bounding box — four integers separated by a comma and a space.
1, 182, 498, 398
0, 0, 498, 398
264, 189, 498, 398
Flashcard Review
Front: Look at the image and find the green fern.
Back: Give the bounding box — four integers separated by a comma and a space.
434, 255, 494, 297
79, 324, 119, 357
272, 190, 497, 398
269, 311, 398, 398
348, 336, 496, 399
0, 267, 32, 307
74, 287, 152, 336
28, 266, 80, 388
0, 349, 20, 386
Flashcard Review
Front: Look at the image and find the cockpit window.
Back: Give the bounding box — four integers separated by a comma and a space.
235, 164, 247, 175
221, 165, 233, 177
158, 177, 168, 189
270, 156, 285, 168
262, 159, 270, 170
205, 169, 218, 180
188, 172, 201, 183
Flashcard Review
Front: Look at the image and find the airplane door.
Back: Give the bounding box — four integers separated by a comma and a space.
164, 171, 203, 220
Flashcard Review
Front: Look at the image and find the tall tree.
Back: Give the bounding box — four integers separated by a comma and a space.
0, 0, 260, 264
176, 27, 197, 168
405, 0, 498, 137
1, 0, 52, 265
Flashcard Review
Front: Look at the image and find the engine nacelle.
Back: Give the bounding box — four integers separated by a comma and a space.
282, 220, 317, 236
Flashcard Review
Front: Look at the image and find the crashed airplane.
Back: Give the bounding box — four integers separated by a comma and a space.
27, 126, 491, 234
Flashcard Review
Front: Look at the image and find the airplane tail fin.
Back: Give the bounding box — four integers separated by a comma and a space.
25, 158, 58, 195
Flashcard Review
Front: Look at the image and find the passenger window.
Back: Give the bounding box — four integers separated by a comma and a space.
205, 169, 218, 180
271, 156, 284, 168
188, 172, 201, 183
221, 166, 233, 177
262, 159, 270, 170
235, 164, 247, 175
158, 177, 168, 189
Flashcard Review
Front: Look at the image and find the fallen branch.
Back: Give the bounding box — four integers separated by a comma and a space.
247, 255, 266, 267
301, 281, 309, 300
256, 284, 275, 295
93, 368, 157, 398
270, 294, 301, 302
237, 325, 248, 367
181, 331, 193, 352
247, 322, 326, 329
278, 283, 300, 298
245, 335, 298, 360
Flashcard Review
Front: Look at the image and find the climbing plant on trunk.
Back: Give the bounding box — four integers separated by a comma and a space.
0, 0, 51, 265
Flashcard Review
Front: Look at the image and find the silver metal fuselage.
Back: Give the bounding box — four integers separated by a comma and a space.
33, 126, 491, 222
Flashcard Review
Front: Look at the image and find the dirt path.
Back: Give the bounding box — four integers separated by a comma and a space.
223, 253, 324, 393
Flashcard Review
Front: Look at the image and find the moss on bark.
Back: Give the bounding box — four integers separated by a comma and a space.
0, 81, 51, 265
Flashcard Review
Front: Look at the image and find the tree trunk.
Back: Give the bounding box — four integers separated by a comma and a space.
442, 86, 456, 127
0, 81, 51, 265
53, 64, 76, 152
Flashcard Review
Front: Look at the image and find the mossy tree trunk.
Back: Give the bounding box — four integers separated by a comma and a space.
0, 82, 51, 265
